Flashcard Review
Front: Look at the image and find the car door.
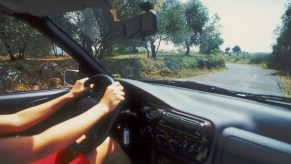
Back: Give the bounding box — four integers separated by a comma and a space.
0, 12, 79, 135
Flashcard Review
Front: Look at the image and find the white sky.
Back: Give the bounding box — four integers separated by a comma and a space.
202, 0, 288, 52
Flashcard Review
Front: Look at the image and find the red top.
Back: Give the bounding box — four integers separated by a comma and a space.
29, 151, 90, 164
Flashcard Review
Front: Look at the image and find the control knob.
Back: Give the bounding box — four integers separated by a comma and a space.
183, 142, 200, 157
155, 131, 167, 144
168, 136, 181, 151
146, 107, 160, 120
142, 125, 153, 136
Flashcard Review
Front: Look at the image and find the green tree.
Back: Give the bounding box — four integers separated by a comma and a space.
199, 14, 224, 54
0, 12, 51, 60
270, 2, 291, 72
0, 13, 16, 60
144, 0, 188, 59
184, 0, 208, 55
232, 45, 241, 53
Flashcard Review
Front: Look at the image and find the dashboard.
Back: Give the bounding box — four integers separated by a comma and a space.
137, 104, 214, 162
115, 79, 291, 164
1, 77, 290, 164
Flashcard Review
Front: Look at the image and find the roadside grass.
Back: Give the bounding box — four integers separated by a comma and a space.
267, 70, 291, 98
101, 53, 226, 80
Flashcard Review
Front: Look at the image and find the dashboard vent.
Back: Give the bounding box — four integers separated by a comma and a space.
167, 112, 181, 122
181, 117, 200, 127
160, 112, 206, 136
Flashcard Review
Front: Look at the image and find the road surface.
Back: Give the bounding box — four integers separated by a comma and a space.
183, 64, 284, 96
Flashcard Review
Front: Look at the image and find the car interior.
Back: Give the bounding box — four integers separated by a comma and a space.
0, 0, 290, 164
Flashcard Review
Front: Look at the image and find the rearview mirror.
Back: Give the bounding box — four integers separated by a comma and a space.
123, 11, 157, 39
64, 69, 79, 86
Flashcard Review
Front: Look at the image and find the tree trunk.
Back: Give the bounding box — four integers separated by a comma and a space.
0, 31, 15, 60
185, 46, 190, 56
151, 43, 156, 59
3, 42, 15, 60
99, 46, 105, 60
185, 41, 190, 56
155, 37, 162, 55
145, 44, 150, 58
18, 43, 26, 59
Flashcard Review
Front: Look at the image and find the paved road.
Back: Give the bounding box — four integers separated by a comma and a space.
183, 64, 284, 96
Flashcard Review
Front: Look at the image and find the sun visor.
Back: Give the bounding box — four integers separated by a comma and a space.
0, 0, 110, 17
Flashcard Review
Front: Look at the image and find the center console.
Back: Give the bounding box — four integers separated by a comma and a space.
138, 105, 214, 163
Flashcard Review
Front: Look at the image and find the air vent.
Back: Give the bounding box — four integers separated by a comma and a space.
181, 117, 200, 127
167, 112, 181, 122
160, 112, 181, 129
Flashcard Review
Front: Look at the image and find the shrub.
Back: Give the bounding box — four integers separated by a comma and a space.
100, 54, 226, 80
249, 55, 270, 64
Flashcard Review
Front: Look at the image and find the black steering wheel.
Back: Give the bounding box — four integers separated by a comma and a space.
70, 74, 121, 153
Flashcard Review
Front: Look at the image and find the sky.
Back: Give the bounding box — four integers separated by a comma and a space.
202, 0, 288, 53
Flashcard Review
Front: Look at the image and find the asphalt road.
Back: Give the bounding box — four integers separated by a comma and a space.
183, 64, 284, 96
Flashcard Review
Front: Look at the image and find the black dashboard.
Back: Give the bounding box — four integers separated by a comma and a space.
115, 79, 291, 164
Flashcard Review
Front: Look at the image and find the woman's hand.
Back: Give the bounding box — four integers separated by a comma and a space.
99, 81, 125, 113
68, 78, 92, 98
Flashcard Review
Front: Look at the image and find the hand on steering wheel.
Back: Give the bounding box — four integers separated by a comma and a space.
99, 81, 125, 114
70, 74, 125, 153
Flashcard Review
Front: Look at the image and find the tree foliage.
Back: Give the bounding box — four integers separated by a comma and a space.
0, 0, 225, 61
184, 0, 208, 55
146, 0, 189, 59
232, 45, 242, 53
0, 12, 52, 60
225, 47, 230, 54
270, 2, 291, 72
47, 0, 224, 59
199, 14, 224, 54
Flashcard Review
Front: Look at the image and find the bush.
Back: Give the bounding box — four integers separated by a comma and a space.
249, 55, 270, 64
101, 54, 226, 80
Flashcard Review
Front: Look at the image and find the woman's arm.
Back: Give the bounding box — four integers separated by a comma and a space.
0, 78, 91, 134
0, 81, 125, 164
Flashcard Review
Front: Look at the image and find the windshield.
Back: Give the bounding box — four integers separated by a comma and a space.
49, 0, 291, 98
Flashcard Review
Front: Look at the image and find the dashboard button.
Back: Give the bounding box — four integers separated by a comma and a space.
168, 136, 181, 151
155, 131, 167, 144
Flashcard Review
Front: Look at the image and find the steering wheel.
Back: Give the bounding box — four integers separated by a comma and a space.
70, 74, 122, 153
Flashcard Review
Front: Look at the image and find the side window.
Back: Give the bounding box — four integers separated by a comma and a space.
0, 12, 78, 93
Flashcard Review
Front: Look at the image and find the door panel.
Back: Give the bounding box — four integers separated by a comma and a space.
0, 89, 70, 136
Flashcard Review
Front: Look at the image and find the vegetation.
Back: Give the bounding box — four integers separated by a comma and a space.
277, 72, 291, 97
0, 56, 78, 93
232, 45, 242, 53
0, 0, 226, 93
199, 14, 224, 54
48, 0, 223, 60
0, 53, 225, 93
266, 1, 291, 97
225, 52, 270, 65
269, 2, 291, 73
0, 12, 52, 60
101, 53, 225, 80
